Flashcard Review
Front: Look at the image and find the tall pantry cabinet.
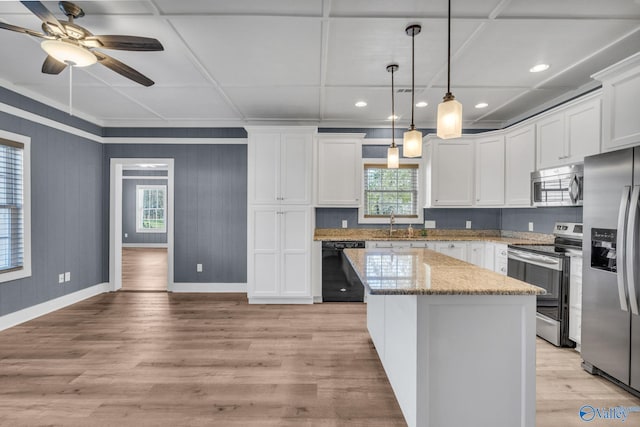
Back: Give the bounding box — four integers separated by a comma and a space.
246, 127, 316, 304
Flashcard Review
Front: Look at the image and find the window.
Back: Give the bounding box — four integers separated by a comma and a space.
360, 163, 422, 224
0, 132, 30, 283
136, 185, 166, 233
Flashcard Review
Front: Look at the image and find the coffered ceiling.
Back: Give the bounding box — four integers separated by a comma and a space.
0, 0, 639, 129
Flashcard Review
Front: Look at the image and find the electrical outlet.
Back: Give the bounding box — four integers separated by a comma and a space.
528, 222, 534, 232
58, 273, 64, 284
341, 220, 348, 228
466, 220, 472, 229
124, 233, 128, 238
197, 264, 203, 273
64, 272, 70, 282
425, 220, 436, 229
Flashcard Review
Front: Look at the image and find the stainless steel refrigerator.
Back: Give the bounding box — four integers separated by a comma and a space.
582, 147, 640, 393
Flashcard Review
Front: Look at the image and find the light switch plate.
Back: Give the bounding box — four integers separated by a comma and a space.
341, 220, 348, 228
64, 272, 70, 282
425, 220, 436, 229
58, 273, 64, 284
466, 221, 472, 229
528, 222, 534, 232
196, 263, 203, 273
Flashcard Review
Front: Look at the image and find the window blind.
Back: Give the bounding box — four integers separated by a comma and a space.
363, 164, 419, 218
0, 138, 24, 273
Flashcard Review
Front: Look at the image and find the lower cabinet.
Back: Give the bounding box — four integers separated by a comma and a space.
468, 242, 485, 267
568, 255, 583, 347
494, 244, 508, 276
435, 242, 468, 261
248, 206, 312, 303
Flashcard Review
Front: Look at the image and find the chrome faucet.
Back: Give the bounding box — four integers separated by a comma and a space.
389, 213, 395, 236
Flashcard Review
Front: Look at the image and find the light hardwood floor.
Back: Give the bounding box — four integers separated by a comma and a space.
122, 248, 167, 291
0, 293, 639, 426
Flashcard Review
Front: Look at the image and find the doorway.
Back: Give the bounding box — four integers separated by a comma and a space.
109, 158, 175, 292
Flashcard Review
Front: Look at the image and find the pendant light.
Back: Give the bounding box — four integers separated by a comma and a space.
403, 24, 422, 157
387, 64, 399, 169
437, 0, 463, 139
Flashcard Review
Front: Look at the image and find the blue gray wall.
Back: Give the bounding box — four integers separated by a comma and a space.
104, 144, 247, 283
122, 178, 168, 245
0, 111, 104, 317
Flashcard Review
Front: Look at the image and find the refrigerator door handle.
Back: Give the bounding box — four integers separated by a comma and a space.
626, 185, 640, 316
617, 186, 631, 312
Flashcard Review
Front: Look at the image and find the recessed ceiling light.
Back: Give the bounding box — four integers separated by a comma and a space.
388, 115, 399, 121
415, 101, 428, 108
475, 102, 489, 109
529, 63, 550, 73
355, 101, 367, 108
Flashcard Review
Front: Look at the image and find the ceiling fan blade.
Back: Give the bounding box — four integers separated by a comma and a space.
93, 51, 155, 87
85, 35, 164, 51
20, 1, 66, 36
0, 22, 47, 38
42, 55, 67, 74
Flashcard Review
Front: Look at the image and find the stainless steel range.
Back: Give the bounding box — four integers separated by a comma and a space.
508, 222, 583, 347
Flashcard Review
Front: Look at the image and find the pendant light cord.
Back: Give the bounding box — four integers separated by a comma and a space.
447, 0, 452, 96
410, 31, 415, 128
391, 66, 396, 147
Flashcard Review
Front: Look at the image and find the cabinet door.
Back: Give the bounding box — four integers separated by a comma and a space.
565, 98, 601, 162
475, 136, 505, 206
432, 140, 474, 206
468, 242, 485, 267
494, 244, 508, 275
317, 138, 362, 206
435, 242, 468, 261
281, 207, 311, 297
505, 125, 535, 206
250, 134, 280, 204
484, 242, 496, 271
599, 66, 640, 151
280, 133, 312, 204
536, 114, 566, 169
250, 208, 280, 297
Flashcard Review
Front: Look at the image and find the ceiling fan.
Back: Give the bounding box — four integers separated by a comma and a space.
0, 1, 163, 86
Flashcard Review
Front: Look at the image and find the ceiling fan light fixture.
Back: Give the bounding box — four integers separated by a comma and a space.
41, 39, 96, 67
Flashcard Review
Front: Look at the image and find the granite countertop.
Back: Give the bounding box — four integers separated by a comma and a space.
343, 248, 546, 296
314, 228, 554, 245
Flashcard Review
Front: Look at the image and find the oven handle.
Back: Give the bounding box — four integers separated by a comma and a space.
626, 185, 640, 316
617, 186, 631, 313
508, 250, 563, 271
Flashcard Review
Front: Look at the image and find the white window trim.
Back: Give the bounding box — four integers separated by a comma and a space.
0, 130, 31, 284
136, 184, 167, 233
358, 158, 424, 225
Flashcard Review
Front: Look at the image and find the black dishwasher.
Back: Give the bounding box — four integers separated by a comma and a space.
322, 241, 365, 302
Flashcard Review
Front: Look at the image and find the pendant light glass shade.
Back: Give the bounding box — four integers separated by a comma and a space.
403, 24, 422, 157
387, 145, 399, 168
403, 128, 422, 157
437, 94, 463, 139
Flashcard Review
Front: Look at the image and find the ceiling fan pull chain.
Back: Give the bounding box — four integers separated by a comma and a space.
69, 64, 73, 116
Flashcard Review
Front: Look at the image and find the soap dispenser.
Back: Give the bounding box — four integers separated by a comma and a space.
407, 224, 414, 238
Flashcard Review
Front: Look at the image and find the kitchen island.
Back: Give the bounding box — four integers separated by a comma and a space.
344, 248, 545, 427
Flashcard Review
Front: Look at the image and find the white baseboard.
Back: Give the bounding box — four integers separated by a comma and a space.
313, 296, 323, 303
248, 297, 314, 304
122, 243, 168, 248
171, 282, 248, 293
0, 282, 109, 332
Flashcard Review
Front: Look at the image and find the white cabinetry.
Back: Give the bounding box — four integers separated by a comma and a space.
366, 241, 435, 250
475, 135, 505, 206
568, 254, 583, 348
494, 244, 508, 276
435, 241, 468, 261
593, 53, 640, 151
425, 138, 475, 206
249, 207, 311, 301
247, 126, 316, 304
248, 128, 313, 205
536, 93, 601, 170
468, 242, 485, 267
316, 134, 364, 206
505, 125, 535, 206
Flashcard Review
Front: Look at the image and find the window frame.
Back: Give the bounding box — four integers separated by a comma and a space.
358, 158, 424, 225
135, 184, 167, 233
0, 130, 31, 284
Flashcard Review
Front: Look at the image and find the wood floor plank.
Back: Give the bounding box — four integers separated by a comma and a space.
122, 248, 167, 291
1, 292, 639, 426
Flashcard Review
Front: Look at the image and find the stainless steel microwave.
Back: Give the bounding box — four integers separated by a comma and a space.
531, 164, 583, 207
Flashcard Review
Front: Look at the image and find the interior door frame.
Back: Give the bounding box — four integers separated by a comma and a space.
109, 158, 175, 291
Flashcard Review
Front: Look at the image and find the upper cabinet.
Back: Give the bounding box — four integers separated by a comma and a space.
475, 135, 505, 206
247, 127, 315, 205
593, 53, 640, 152
316, 133, 364, 207
505, 124, 535, 206
425, 138, 475, 206
536, 92, 601, 169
